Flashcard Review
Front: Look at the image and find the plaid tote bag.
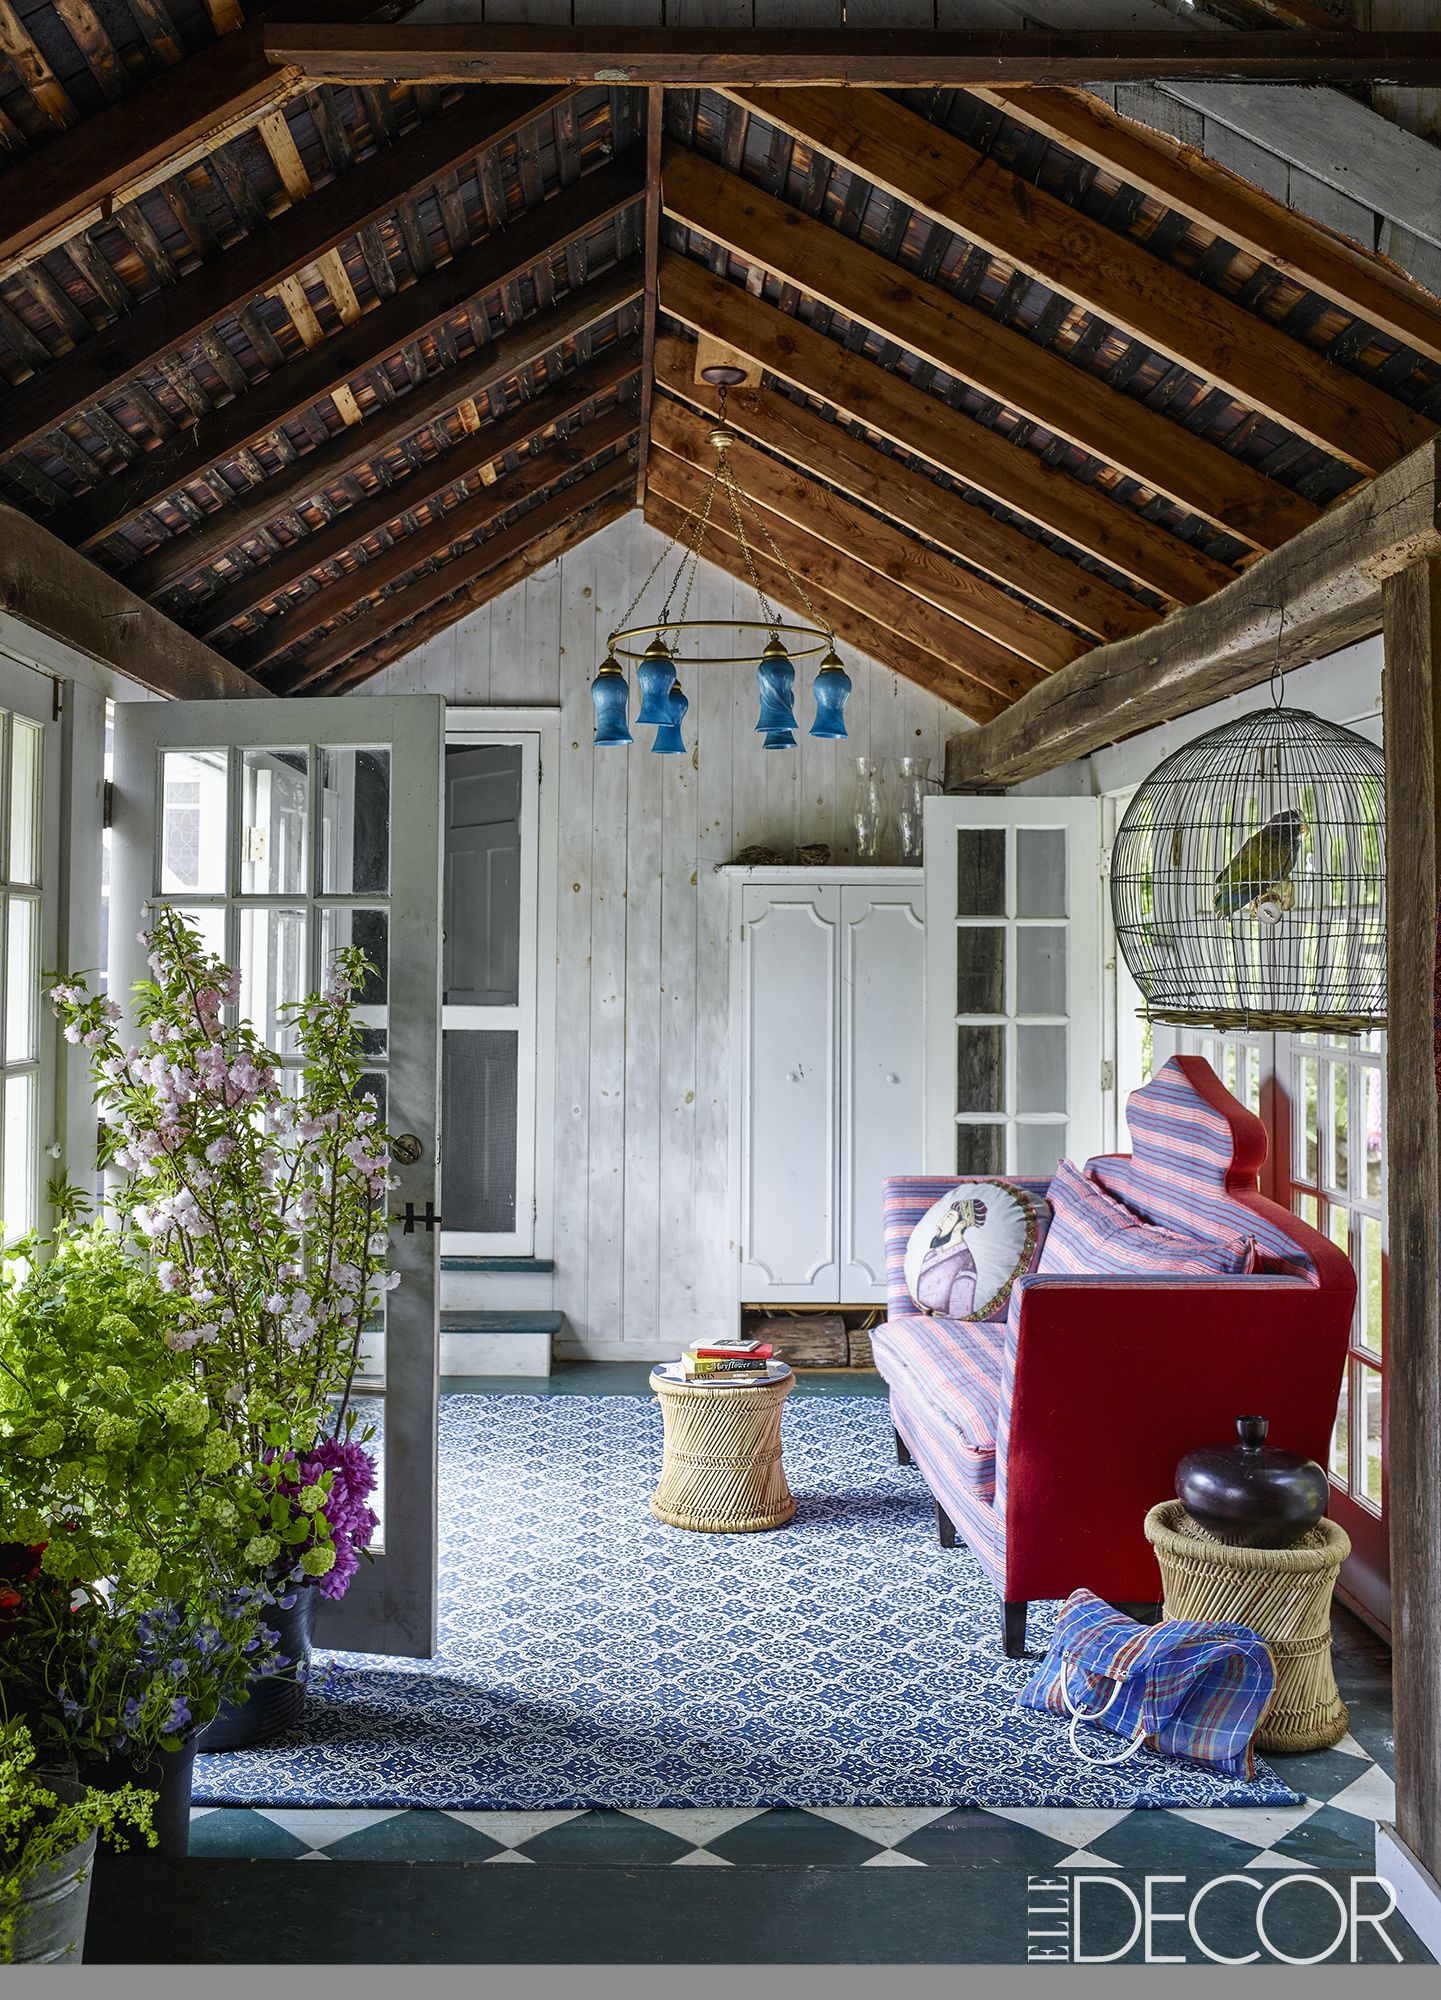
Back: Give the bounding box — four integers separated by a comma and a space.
1020, 1589, 1277, 1777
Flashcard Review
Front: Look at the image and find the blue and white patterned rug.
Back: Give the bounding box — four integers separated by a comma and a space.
194, 1394, 1301, 1812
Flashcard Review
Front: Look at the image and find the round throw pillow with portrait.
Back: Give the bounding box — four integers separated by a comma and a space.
903, 1181, 1051, 1323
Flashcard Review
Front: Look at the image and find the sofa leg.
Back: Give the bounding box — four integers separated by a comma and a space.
935, 1500, 958, 1548
1003, 1602, 1028, 1658
894, 1425, 913, 1467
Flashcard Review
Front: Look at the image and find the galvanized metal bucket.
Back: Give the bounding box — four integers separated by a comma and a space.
8, 1830, 96, 1965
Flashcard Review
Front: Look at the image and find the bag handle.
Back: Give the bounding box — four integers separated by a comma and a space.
1059, 1661, 1147, 1768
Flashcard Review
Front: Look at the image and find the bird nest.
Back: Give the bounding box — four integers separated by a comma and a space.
1111, 706, 1385, 1032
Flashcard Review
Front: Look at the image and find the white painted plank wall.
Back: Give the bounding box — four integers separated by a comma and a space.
361, 509, 959, 1355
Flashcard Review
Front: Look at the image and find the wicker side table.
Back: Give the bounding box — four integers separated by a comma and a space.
650, 1365, 796, 1532
1144, 1500, 1351, 1755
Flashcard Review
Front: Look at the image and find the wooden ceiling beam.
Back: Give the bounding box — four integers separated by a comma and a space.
0, 499, 261, 699
316, 487, 634, 696
660, 144, 1317, 552
644, 491, 998, 724
0, 86, 576, 464
124, 262, 642, 601
51, 158, 645, 552
233, 402, 636, 672
264, 23, 1441, 88
195, 342, 639, 640
658, 255, 1233, 609
654, 335, 1156, 646
274, 457, 635, 693
651, 397, 1079, 678
944, 434, 1441, 790
648, 445, 1040, 708
969, 85, 1441, 373
729, 85, 1430, 478
0, 22, 300, 277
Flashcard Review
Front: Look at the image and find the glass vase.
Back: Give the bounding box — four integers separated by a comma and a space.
894, 755, 931, 865
852, 757, 891, 863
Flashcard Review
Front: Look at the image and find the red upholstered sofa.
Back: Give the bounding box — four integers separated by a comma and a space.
872, 1057, 1355, 1657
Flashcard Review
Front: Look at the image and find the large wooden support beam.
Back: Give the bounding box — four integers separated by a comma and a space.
972, 85, 1441, 374
643, 491, 990, 723
658, 255, 1233, 609
51, 159, 644, 552
730, 85, 1431, 478
0, 22, 299, 277
1381, 551, 1441, 1895
945, 436, 1441, 789
0, 501, 260, 698
265, 23, 1441, 88
0, 86, 571, 464
654, 336, 1155, 645
125, 264, 642, 602
661, 144, 1316, 552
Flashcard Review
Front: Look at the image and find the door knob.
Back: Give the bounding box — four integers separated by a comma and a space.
885, 1073, 900, 1085
390, 1133, 424, 1165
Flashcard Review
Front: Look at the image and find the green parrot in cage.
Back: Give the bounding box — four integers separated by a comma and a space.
1213, 807, 1306, 921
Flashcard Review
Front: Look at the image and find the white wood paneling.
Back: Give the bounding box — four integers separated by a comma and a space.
361, 509, 960, 1355
840, 881, 926, 1296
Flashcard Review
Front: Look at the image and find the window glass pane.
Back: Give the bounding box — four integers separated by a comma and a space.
320, 906, 389, 1033
444, 743, 521, 1006
955, 1123, 1004, 1176
1296, 1056, 1318, 1184
1015, 828, 1065, 918
9, 718, 40, 888
442, 1028, 518, 1234
1328, 1203, 1350, 1258
1361, 1367, 1383, 1511
1327, 1062, 1349, 1196
1295, 1192, 1319, 1228
1016, 927, 1065, 1017
160, 750, 226, 893
956, 1024, 1005, 1114
321, 748, 389, 894
1329, 1367, 1349, 1486
1017, 1024, 1067, 1114
1242, 1045, 1260, 1115
346, 1389, 384, 1553
5, 893, 37, 1063
3, 1071, 34, 1241
241, 749, 308, 895
1015, 1122, 1067, 1178
1361, 1215, 1384, 1357
955, 827, 1005, 917
1363, 1066, 1383, 1202
238, 906, 307, 1054
956, 928, 1005, 1015
162, 902, 226, 963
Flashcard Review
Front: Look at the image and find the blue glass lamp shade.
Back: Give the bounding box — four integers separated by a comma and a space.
652, 678, 689, 756
755, 633, 797, 735
635, 635, 677, 726
590, 655, 633, 747
809, 649, 852, 740
762, 727, 798, 750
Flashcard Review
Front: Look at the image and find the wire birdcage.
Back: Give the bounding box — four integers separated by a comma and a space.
1110, 705, 1385, 1033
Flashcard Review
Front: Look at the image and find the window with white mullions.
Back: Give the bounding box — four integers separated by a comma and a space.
0, 703, 48, 1245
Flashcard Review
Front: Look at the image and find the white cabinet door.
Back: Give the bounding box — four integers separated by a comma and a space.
738, 883, 839, 1300
923, 796, 1104, 1181
840, 883, 926, 1299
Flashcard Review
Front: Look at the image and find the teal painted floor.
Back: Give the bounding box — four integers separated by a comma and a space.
89, 1365, 1429, 1965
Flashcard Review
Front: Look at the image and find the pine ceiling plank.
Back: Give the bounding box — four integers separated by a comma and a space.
320, 484, 635, 696
230, 400, 636, 671
0, 87, 570, 464
661, 142, 1318, 553
728, 86, 1430, 478
653, 333, 1156, 644
644, 490, 1000, 725
123, 261, 642, 598
651, 394, 1082, 674
0, 22, 299, 275
49, 161, 646, 551
968, 83, 1441, 374
52, 0, 129, 104
275, 456, 635, 692
0, 0, 78, 128
658, 253, 1232, 609
649, 443, 1046, 707
194, 339, 639, 638
258, 106, 313, 203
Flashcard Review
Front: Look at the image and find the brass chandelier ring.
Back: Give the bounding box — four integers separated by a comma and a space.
608, 618, 832, 668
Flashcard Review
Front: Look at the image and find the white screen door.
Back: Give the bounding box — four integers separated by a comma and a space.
111, 695, 444, 1658
923, 795, 1104, 1179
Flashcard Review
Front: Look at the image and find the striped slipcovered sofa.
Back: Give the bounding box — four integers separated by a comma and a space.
873, 1056, 1355, 1657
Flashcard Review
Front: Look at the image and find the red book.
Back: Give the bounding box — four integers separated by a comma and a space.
693, 1343, 774, 1361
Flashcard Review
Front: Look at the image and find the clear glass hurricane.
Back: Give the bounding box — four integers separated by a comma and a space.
895, 755, 932, 865
853, 757, 891, 863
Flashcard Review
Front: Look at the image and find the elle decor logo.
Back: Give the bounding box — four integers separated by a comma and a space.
1026, 1871, 1404, 1965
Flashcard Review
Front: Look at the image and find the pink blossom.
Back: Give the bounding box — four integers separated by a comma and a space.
163, 1327, 200, 1352
205, 1138, 235, 1166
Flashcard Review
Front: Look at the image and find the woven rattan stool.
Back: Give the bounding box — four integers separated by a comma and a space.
650, 1365, 796, 1532
1144, 1500, 1351, 1754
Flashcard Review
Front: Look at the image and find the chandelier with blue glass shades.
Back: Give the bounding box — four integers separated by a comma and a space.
591, 371, 851, 756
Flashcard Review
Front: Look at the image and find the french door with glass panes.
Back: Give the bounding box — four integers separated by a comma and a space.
1173, 1025, 1389, 1631
0, 655, 59, 1250
111, 697, 444, 1657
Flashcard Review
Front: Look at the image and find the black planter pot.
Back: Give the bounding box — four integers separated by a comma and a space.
197, 1583, 318, 1753
83, 1732, 197, 1858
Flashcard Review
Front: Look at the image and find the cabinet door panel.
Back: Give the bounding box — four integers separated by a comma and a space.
739, 885, 839, 1298
841, 886, 926, 1298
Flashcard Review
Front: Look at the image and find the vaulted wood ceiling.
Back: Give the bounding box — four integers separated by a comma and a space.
0, 6, 1438, 713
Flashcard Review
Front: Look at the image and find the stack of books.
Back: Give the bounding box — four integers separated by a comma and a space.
677, 1338, 781, 1385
